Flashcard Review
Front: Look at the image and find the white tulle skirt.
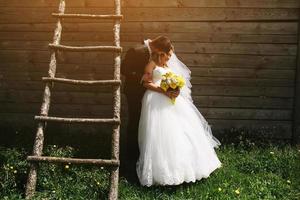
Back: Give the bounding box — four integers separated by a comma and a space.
136, 90, 222, 187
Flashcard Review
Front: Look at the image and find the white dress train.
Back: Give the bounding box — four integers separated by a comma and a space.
136, 66, 222, 187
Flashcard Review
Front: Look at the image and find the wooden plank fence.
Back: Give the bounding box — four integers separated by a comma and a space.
0, 0, 300, 141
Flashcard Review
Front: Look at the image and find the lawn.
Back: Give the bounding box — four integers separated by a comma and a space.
1, 132, 299, 200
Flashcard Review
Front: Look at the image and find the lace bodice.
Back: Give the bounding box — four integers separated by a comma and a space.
152, 66, 171, 85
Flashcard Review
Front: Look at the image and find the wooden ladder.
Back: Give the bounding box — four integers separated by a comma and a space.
25, 0, 123, 199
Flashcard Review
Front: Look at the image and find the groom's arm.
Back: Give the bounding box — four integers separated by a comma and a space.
121, 47, 135, 77
141, 61, 163, 93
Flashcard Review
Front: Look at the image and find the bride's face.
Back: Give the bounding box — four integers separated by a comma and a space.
158, 50, 173, 65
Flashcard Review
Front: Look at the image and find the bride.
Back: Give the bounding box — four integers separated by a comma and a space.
136, 39, 222, 187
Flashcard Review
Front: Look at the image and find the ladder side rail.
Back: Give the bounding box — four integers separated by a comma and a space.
25, 0, 66, 198
109, 0, 122, 199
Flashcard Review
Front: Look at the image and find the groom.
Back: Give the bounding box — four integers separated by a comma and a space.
120, 36, 175, 180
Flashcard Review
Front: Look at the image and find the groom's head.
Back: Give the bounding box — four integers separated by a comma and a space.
150, 36, 173, 55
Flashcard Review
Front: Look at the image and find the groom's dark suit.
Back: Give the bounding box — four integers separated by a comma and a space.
121, 40, 150, 176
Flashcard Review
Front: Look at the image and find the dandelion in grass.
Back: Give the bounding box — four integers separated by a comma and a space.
235, 189, 240, 195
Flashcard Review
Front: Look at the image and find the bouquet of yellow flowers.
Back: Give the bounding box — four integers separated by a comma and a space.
160, 71, 185, 104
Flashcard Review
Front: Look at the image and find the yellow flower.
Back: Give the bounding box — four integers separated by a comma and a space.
65, 165, 69, 169
218, 187, 222, 192
287, 180, 291, 184
13, 170, 17, 174
170, 82, 177, 89
161, 82, 169, 91
178, 77, 185, 87
270, 151, 274, 155
166, 72, 172, 77
97, 181, 100, 185
10, 166, 13, 170
235, 189, 240, 195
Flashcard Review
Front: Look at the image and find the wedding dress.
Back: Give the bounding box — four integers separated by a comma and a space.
136, 41, 222, 186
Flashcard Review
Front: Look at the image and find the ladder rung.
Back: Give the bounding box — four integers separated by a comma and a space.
42, 77, 121, 85
49, 43, 122, 52
27, 156, 119, 166
35, 116, 121, 124
52, 13, 123, 20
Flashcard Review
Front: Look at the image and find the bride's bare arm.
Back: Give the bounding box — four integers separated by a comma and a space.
141, 61, 179, 99
141, 61, 166, 94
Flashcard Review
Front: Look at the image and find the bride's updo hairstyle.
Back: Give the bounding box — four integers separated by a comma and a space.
150, 36, 174, 66
151, 35, 173, 54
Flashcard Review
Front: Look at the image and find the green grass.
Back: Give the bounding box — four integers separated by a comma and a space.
1, 138, 299, 200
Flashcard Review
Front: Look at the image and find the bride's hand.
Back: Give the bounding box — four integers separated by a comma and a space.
162, 89, 179, 99
157, 87, 179, 98
164, 91, 174, 99
169, 89, 180, 98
